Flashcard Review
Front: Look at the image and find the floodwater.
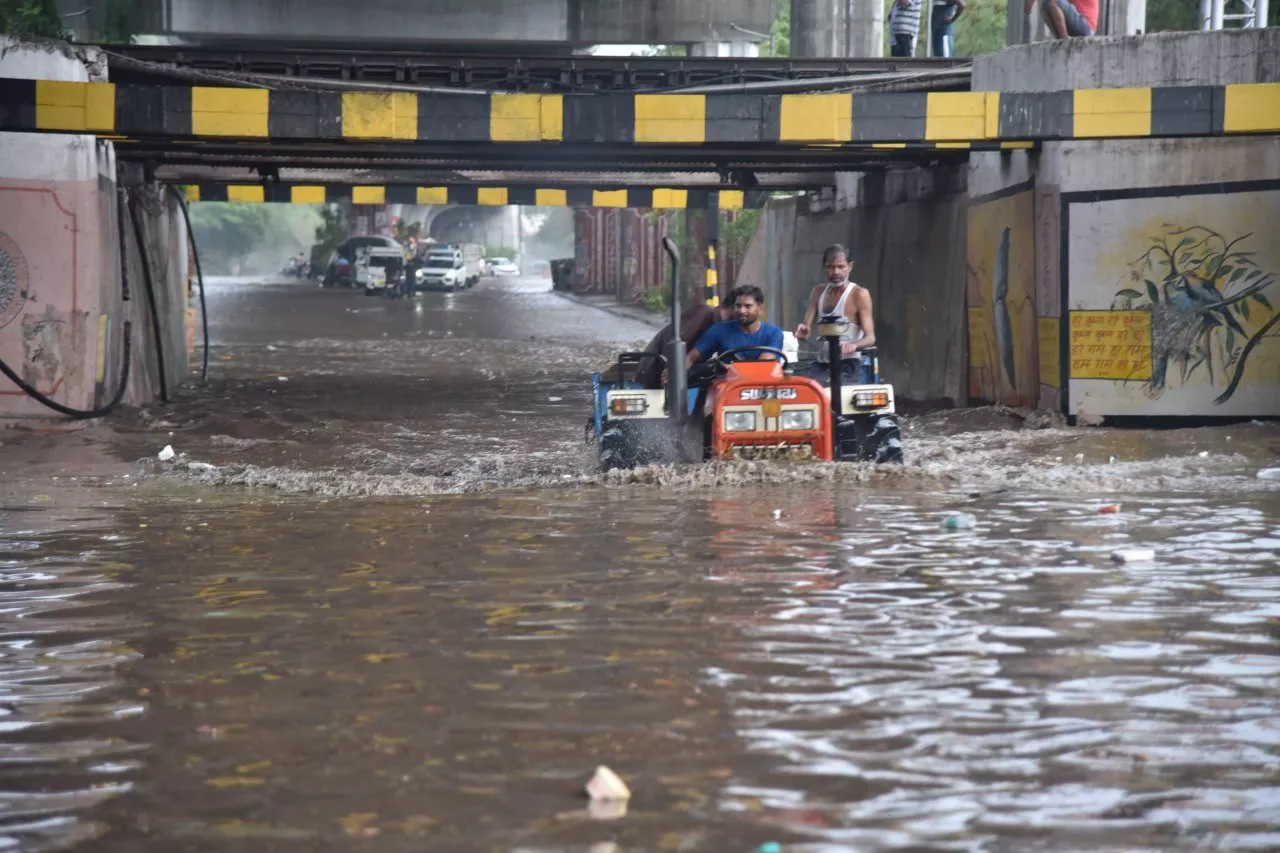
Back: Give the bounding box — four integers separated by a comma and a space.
1, 275, 1277, 852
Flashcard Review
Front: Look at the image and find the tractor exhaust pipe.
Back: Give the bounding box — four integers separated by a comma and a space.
661, 237, 686, 427
817, 313, 851, 461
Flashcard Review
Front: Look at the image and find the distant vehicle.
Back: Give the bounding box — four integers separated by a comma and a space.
489, 257, 520, 276
323, 236, 403, 287
458, 243, 485, 286
417, 244, 483, 291
356, 246, 406, 295
417, 247, 468, 292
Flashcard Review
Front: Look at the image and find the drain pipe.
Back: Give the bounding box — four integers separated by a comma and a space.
169, 186, 209, 383
126, 189, 169, 403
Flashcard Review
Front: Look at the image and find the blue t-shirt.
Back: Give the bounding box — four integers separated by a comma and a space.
692, 321, 785, 361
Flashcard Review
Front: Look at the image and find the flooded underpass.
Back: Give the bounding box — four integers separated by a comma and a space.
1, 275, 1278, 852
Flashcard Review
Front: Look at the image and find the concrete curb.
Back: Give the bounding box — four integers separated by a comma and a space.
553, 291, 666, 330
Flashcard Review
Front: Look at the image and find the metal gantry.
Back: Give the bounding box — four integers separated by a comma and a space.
1200, 0, 1270, 29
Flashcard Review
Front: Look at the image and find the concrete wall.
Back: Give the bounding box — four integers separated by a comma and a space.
742, 168, 969, 406
973, 28, 1280, 92
969, 28, 1280, 419
117, 180, 192, 407
0, 38, 188, 425
140, 0, 775, 45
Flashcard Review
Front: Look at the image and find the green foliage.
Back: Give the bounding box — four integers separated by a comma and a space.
1145, 0, 1199, 30
1146, 0, 1276, 29
0, 0, 63, 37
189, 203, 322, 275
952, 0, 1008, 57
312, 205, 349, 266
393, 219, 423, 243
720, 209, 762, 264
759, 3, 791, 56
485, 245, 518, 260
641, 285, 671, 314
99, 0, 136, 42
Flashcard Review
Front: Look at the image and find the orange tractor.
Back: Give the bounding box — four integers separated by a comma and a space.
590, 239, 903, 469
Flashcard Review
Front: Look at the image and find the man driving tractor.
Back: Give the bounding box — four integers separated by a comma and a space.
684, 285, 784, 370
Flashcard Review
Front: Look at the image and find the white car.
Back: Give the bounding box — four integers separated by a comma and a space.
356, 247, 404, 295
489, 257, 520, 276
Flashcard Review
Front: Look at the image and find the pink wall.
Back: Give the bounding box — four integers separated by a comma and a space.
0, 143, 113, 422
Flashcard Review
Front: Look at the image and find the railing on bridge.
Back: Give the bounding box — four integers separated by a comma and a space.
100, 45, 971, 93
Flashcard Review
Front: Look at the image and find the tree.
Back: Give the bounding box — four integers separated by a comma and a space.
312, 205, 349, 267
100, 0, 137, 43
759, 3, 791, 56
0, 0, 63, 37
952, 0, 1008, 57
187, 203, 322, 274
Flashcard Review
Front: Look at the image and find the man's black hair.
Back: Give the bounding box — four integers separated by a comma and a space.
822, 244, 849, 265
733, 284, 766, 304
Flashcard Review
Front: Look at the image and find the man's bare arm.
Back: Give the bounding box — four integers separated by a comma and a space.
853, 288, 876, 351
795, 286, 821, 339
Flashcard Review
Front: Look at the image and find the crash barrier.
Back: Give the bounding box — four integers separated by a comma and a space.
4, 80, 1277, 143
179, 184, 769, 208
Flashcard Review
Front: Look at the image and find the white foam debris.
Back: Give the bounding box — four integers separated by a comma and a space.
584, 765, 631, 802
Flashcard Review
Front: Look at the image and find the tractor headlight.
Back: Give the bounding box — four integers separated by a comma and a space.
853, 390, 891, 409
724, 411, 757, 432
609, 396, 648, 415
780, 409, 815, 431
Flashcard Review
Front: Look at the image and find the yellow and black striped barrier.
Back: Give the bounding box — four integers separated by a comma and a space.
180, 183, 770, 209
4, 80, 1277, 143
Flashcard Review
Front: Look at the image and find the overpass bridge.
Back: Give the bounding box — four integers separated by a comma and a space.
8, 77, 1275, 172
1, 29, 1279, 426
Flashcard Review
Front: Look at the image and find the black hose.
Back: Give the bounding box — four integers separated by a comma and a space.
126, 190, 169, 403
168, 186, 209, 384
0, 323, 133, 420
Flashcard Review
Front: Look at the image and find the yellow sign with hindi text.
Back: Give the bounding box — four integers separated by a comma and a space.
1068, 310, 1152, 380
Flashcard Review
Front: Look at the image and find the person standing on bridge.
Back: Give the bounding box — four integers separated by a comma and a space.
889, 0, 924, 57
930, 0, 966, 57
794, 244, 877, 383
1025, 0, 1096, 38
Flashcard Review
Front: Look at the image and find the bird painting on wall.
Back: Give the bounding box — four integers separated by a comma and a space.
992, 226, 1017, 393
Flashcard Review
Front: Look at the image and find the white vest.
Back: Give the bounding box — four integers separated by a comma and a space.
819, 282, 866, 345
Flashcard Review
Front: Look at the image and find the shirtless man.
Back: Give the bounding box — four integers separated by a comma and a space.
795, 244, 877, 363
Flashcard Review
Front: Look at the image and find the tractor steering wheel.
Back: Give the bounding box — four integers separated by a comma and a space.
706, 346, 790, 370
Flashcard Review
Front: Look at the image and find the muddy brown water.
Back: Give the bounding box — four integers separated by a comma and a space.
1, 276, 1277, 852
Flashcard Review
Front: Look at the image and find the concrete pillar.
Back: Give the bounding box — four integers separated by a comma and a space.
792, 0, 841, 56
847, 0, 885, 58
792, 0, 882, 58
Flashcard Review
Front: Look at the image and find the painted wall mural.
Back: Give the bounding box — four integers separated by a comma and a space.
967, 187, 1038, 407
1065, 185, 1280, 418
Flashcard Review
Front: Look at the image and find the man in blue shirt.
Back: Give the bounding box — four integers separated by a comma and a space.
684, 285, 785, 372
